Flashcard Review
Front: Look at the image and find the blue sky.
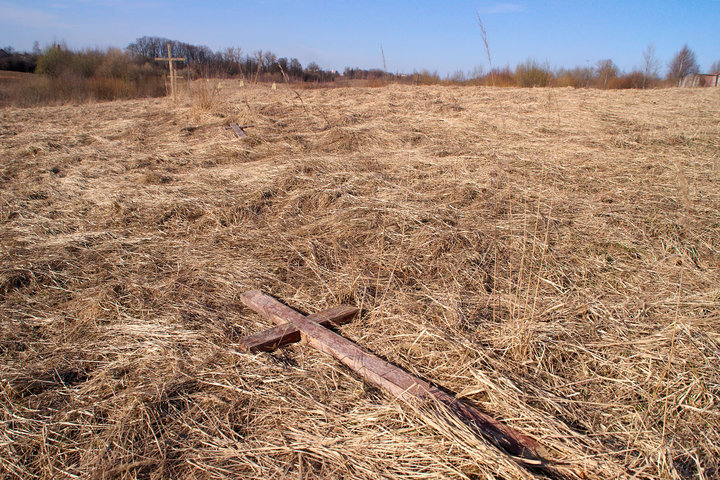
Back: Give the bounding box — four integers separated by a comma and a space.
1, 1, 718, 75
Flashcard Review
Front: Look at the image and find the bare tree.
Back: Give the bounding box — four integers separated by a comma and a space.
222, 47, 243, 76
641, 43, 660, 87
263, 51, 278, 74
596, 59, 618, 88
289, 58, 303, 79
667, 44, 699, 83
254, 50, 262, 83
710, 60, 720, 74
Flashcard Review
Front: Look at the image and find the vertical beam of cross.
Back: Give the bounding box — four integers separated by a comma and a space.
155, 43, 186, 101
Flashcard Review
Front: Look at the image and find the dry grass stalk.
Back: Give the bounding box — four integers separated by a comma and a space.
1, 83, 719, 479
477, 14, 494, 86
189, 79, 221, 113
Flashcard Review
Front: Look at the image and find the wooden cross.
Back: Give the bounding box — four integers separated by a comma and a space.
238, 290, 578, 479
155, 43, 185, 101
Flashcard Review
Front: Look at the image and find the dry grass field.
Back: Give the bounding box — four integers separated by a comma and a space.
1, 82, 719, 479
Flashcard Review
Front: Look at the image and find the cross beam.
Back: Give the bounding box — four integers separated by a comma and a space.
155, 43, 185, 101
239, 304, 358, 352
239, 290, 578, 479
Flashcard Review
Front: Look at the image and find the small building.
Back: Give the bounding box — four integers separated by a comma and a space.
679, 74, 720, 87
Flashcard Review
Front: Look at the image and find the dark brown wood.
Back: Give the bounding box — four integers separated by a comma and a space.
229, 123, 247, 138
240, 290, 575, 479
239, 304, 358, 352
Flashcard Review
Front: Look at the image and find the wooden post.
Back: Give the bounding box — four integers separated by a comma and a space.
240, 291, 579, 479
168, 43, 175, 101
155, 43, 186, 101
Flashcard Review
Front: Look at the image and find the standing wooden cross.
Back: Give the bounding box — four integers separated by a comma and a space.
239, 290, 579, 480
155, 43, 185, 101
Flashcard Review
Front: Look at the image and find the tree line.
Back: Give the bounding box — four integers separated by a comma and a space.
1, 38, 718, 88
126, 36, 334, 82
425, 44, 717, 88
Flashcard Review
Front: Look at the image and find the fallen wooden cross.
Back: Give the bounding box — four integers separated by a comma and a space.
239, 290, 578, 480
229, 123, 248, 138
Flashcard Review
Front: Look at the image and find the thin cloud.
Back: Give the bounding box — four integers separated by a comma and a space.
477, 3, 526, 14
71, 0, 165, 6
0, 2, 71, 28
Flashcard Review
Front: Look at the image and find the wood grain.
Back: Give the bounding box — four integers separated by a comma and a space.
238, 304, 358, 352
230, 123, 248, 138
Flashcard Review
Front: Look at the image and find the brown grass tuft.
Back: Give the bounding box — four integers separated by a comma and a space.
189, 79, 221, 113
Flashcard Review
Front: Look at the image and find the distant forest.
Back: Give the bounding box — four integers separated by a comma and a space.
0, 36, 389, 84
1, 36, 718, 89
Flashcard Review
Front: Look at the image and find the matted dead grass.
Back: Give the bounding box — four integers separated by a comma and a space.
1, 82, 719, 479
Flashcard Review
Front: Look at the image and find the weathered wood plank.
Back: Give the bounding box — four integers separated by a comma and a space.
238, 304, 358, 352
229, 123, 247, 138
240, 290, 574, 478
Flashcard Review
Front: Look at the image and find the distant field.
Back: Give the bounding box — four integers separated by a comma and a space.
1, 83, 719, 479
0, 70, 34, 81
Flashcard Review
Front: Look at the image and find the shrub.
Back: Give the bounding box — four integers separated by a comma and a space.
489, 66, 516, 87
554, 67, 594, 88
608, 71, 645, 89
515, 59, 552, 87
72, 49, 104, 78
2, 45, 165, 106
189, 80, 220, 110
414, 70, 441, 85
95, 48, 135, 80
35, 44, 74, 77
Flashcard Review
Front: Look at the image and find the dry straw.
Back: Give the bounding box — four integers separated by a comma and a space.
1, 83, 719, 479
